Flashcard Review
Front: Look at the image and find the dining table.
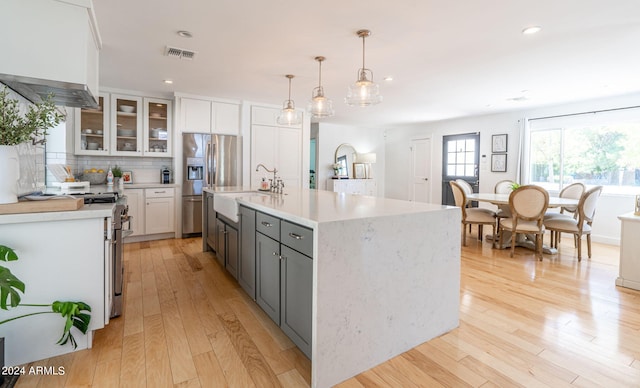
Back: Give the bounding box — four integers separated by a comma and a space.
466, 192, 579, 254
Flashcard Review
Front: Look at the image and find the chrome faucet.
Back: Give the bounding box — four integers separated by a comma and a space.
256, 164, 278, 191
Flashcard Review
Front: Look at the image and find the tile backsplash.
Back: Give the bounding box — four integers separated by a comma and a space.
75, 156, 173, 184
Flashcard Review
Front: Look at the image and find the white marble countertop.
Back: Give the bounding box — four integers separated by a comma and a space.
203, 186, 256, 194
233, 188, 454, 228
618, 212, 640, 222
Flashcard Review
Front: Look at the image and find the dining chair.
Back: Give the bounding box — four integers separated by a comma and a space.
498, 185, 549, 260
450, 181, 497, 247
544, 182, 586, 247
543, 186, 602, 261
494, 180, 515, 194
455, 179, 474, 232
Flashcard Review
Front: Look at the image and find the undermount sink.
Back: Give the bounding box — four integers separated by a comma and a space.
213, 191, 270, 222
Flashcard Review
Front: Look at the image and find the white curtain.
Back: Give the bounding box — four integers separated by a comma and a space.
515, 118, 528, 184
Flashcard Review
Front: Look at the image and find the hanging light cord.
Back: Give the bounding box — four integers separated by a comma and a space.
318, 59, 323, 88
361, 33, 366, 70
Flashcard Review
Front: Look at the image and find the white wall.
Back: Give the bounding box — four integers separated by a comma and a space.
384, 92, 640, 245
315, 123, 386, 196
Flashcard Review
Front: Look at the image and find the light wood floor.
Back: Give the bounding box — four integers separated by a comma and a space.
15, 230, 640, 387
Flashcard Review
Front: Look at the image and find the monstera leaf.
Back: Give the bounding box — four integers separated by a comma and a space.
52, 301, 92, 349
0, 245, 25, 310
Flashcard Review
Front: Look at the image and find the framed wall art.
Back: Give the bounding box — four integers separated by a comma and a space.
122, 171, 133, 184
491, 154, 507, 172
492, 134, 508, 153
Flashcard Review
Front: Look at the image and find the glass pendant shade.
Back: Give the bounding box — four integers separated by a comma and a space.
277, 75, 302, 126
309, 56, 334, 118
345, 29, 382, 107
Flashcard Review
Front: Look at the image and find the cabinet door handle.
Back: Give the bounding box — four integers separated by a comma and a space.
288, 232, 303, 240
261, 221, 272, 227
154, 191, 166, 194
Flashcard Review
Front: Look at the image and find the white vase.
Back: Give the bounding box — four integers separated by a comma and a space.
0, 145, 19, 204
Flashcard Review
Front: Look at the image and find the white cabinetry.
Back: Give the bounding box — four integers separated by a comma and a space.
145, 188, 175, 235
75, 93, 172, 157
75, 93, 110, 155
124, 187, 175, 241
327, 179, 378, 196
180, 97, 240, 134
125, 189, 145, 236
110, 94, 143, 156
143, 97, 172, 157
250, 106, 303, 188
616, 213, 640, 291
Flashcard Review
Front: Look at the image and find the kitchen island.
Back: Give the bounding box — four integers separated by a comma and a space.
208, 188, 461, 388
0, 202, 114, 366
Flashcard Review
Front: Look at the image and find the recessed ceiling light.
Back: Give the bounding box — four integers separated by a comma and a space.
383, 76, 393, 81
177, 30, 193, 38
163, 79, 173, 84
522, 26, 542, 35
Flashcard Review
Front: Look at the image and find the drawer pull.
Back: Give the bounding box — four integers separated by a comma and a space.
154, 191, 166, 194
261, 221, 273, 227
272, 252, 284, 260
289, 232, 303, 240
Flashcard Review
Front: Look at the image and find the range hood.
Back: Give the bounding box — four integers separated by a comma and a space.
0, 0, 102, 109
0, 75, 98, 108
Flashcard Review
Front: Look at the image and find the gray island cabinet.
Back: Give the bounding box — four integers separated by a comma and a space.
206, 187, 461, 388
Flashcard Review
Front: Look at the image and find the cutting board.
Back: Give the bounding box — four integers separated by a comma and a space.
0, 198, 84, 215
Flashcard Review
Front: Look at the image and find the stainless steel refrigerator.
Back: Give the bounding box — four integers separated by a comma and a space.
182, 133, 241, 236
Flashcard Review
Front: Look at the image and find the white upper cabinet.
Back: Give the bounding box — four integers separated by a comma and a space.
180, 97, 240, 134
143, 98, 172, 157
110, 94, 143, 156
251, 106, 302, 129
75, 93, 173, 157
75, 93, 110, 155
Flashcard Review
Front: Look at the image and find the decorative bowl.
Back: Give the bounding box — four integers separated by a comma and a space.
117, 129, 136, 137
83, 172, 107, 185
119, 105, 135, 113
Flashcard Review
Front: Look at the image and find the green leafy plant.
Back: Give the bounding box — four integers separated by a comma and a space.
111, 165, 123, 178
0, 86, 65, 146
0, 245, 91, 349
510, 182, 521, 191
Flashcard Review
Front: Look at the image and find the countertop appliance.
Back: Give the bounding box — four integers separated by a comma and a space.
182, 133, 241, 237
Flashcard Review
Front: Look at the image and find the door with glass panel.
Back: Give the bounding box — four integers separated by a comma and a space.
442, 133, 480, 206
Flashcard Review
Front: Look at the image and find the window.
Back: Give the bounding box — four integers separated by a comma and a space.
526, 107, 640, 194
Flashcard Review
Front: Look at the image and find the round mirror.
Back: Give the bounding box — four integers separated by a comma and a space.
334, 143, 358, 178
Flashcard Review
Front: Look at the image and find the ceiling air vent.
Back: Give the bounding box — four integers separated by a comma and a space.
164, 46, 196, 60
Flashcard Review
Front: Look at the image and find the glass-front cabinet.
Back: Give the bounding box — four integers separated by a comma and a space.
110, 94, 143, 156
143, 98, 172, 157
75, 93, 110, 155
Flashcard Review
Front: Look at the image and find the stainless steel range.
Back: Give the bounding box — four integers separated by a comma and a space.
74, 191, 130, 318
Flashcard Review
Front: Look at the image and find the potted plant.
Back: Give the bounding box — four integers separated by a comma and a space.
0, 244, 91, 386
0, 87, 64, 204
111, 165, 123, 188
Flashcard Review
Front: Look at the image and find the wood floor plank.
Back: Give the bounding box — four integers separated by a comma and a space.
159, 298, 199, 385
414, 341, 487, 387
119, 332, 146, 388
276, 369, 309, 388
91, 359, 120, 388
143, 314, 173, 388
122, 280, 143, 337
141, 270, 161, 317
218, 313, 282, 387
208, 330, 257, 388
63, 347, 99, 387
192, 351, 228, 388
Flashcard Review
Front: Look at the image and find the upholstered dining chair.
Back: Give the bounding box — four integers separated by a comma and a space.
455, 179, 474, 232
544, 182, 586, 247
494, 180, 515, 194
543, 186, 602, 261
498, 185, 549, 260
450, 181, 497, 246
545, 182, 585, 219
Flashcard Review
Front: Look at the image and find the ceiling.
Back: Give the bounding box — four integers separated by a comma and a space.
93, 0, 640, 128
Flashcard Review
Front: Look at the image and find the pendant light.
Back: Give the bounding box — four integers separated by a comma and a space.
276, 74, 302, 126
308, 56, 334, 118
345, 29, 382, 107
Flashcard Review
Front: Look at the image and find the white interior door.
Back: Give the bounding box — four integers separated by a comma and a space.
410, 138, 431, 203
